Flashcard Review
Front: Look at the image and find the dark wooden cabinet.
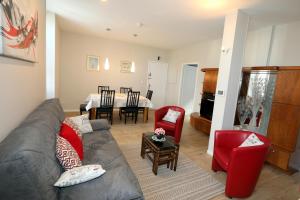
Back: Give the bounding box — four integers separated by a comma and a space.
190, 68, 218, 135
203, 70, 218, 93
272, 70, 300, 105
267, 68, 300, 171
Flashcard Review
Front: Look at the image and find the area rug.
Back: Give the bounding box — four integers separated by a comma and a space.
119, 144, 225, 200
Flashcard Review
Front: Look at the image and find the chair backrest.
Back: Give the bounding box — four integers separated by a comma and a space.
120, 87, 132, 93
126, 91, 140, 107
98, 86, 110, 94
100, 90, 115, 108
146, 90, 153, 100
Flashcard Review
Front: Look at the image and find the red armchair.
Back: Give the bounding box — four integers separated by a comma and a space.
154, 106, 185, 144
212, 130, 270, 198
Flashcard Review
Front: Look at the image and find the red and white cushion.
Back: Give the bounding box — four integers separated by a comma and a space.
56, 135, 82, 170
60, 123, 84, 160
63, 118, 81, 138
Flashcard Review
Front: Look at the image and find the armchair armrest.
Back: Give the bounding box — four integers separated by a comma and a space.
155, 107, 169, 123
90, 119, 111, 131
214, 130, 249, 150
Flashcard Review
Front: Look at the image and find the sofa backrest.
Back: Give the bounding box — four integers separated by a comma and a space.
0, 98, 65, 200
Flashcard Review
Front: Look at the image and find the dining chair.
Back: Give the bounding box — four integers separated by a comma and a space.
79, 104, 92, 119
98, 86, 110, 94
96, 90, 115, 124
120, 87, 132, 94
138, 90, 153, 121
119, 91, 140, 124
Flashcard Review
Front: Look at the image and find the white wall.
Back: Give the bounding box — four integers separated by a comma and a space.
269, 21, 300, 66
0, 0, 46, 142
60, 31, 168, 111
167, 20, 300, 111
166, 39, 222, 112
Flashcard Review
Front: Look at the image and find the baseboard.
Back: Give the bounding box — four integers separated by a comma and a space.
206, 149, 213, 156
64, 109, 79, 113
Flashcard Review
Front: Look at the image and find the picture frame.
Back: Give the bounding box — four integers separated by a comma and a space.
120, 60, 132, 73
87, 55, 100, 71
0, 0, 39, 62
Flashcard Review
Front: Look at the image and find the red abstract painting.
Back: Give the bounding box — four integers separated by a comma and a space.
0, 0, 38, 62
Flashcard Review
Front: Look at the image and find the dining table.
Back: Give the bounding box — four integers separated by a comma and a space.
84, 93, 153, 122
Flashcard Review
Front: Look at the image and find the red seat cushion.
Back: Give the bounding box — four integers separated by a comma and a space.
214, 147, 232, 170
156, 121, 176, 132
60, 123, 83, 160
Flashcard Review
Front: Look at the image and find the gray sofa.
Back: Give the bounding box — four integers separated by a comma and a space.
0, 99, 144, 200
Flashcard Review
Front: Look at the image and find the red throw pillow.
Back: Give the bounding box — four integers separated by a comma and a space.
60, 123, 83, 160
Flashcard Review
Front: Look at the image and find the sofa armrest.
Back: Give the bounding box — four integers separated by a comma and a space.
90, 119, 111, 131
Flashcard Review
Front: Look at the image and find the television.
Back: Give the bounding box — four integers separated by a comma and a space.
200, 92, 215, 120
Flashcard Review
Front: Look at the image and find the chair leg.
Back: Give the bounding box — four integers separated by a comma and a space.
110, 111, 113, 125
135, 112, 138, 124
125, 113, 127, 124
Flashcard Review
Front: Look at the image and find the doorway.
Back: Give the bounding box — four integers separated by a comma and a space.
179, 64, 198, 114
148, 61, 168, 109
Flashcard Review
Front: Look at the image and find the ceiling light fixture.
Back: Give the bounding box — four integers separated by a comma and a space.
104, 58, 110, 70
100, 0, 108, 2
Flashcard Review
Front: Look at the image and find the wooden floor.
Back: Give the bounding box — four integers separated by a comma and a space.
66, 110, 300, 200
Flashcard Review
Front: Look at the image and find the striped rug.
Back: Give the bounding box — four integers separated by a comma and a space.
120, 144, 225, 200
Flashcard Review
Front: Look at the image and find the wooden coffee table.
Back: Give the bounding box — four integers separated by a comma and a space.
140, 132, 179, 175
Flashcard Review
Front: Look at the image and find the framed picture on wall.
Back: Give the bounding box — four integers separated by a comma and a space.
120, 60, 132, 73
87, 55, 100, 71
0, 0, 39, 62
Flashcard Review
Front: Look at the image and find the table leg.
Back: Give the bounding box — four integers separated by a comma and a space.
174, 147, 179, 171
141, 135, 145, 159
143, 108, 149, 123
152, 152, 159, 175
90, 108, 96, 120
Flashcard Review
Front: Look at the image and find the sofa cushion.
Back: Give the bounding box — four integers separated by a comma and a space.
54, 164, 106, 187
56, 136, 82, 170
60, 123, 83, 160
59, 130, 144, 200
68, 114, 93, 135
0, 99, 64, 200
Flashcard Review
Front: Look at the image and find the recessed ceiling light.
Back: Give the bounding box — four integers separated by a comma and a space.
133, 34, 138, 37
100, 0, 107, 2
106, 28, 111, 31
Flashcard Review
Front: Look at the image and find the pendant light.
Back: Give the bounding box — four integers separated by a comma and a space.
104, 58, 110, 70
131, 61, 135, 73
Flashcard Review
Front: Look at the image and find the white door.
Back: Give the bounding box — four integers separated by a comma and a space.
148, 61, 168, 109
180, 64, 198, 114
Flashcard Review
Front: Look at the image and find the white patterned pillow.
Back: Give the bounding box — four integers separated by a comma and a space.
54, 165, 106, 187
56, 135, 82, 170
239, 133, 264, 147
162, 109, 181, 123
68, 114, 93, 135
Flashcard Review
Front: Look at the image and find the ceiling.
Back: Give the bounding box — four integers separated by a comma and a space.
47, 0, 300, 50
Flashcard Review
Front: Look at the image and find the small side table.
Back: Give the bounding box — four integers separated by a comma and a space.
140, 132, 179, 175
